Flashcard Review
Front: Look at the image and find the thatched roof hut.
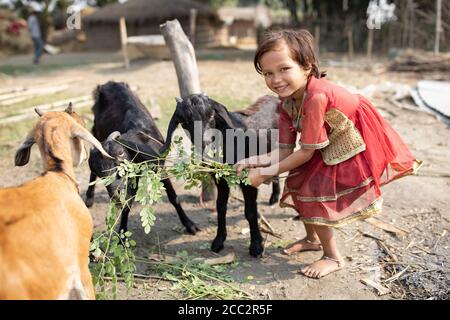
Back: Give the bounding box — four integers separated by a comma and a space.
218, 5, 272, 45
84, 0, 224, 50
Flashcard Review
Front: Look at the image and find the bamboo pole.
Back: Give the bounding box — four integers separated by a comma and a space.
0, 84, 70, 106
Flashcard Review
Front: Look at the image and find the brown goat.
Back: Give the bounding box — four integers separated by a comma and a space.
0, 104, 112, 299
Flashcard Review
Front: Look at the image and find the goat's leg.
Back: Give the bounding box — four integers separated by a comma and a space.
80, 260, 95, 300
162, 178, 199, 235
106, 185, 131, 233
241, 184, 264, 257
84, 172, 97, 208
118, 205, 130, 233
269, 179, 280, 205
211, 179, 230, 253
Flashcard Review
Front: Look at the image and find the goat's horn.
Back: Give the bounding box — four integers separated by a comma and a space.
72, 124, 114, 159
175, 97, 183, 103
107, 131, 121, 141
65, 102, 74, 113
34, 108, 44, 117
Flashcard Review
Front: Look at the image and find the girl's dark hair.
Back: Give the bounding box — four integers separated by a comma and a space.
254, 29, 326, 79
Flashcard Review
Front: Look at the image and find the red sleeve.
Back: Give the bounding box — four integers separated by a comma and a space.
278, 101, 296, 149
300, 93, 329, 149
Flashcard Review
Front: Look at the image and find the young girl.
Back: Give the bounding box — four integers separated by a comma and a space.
235, 30, 421, 279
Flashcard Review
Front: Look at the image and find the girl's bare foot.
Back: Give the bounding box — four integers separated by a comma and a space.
282, 238, 322, 255
299, 256, 344, 279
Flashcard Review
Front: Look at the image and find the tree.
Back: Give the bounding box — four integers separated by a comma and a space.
284, 0, 299, 24
95, 0, 120, 7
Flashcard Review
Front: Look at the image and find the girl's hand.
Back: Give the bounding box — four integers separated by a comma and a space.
234, 157, 258, 177
247, 168, 272, 188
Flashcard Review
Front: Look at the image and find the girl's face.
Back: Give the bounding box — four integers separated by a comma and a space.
259, 42, 310, 99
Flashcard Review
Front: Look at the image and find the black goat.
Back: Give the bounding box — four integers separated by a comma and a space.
160, 93, 280, 257
85, 81, 199, 234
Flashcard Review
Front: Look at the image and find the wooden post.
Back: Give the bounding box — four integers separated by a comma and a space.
189, 8, 197, 47
435, 0, 442, 54
119, 17, 130, 69
160, 19, 201, 97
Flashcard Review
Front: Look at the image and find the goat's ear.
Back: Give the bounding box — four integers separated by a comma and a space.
175, 97, 183, 103
159, 115, 179, 154
65, 102, 74, 114
93, 85, 101, 101
211, 100, 235, 128
15, 135, 36, 166
71, 123, 114, 160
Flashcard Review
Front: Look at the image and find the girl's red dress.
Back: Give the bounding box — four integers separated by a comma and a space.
279, 76, 421, 227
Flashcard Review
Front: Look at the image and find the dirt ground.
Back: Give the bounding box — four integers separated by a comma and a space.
0, 50, 449, 300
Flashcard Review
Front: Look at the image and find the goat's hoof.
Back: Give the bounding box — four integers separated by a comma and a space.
269, 194, 279, 206
211, 239, 225, 253
249, 243, 264, 258
85, 197, 94, 208
185, 223, 200, 235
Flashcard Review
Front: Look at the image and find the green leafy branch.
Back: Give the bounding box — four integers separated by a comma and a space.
137, 251, 252, 300
88, 136, 250, 299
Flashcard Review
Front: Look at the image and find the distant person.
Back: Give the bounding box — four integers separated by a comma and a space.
235, 29, 422, 279
27, 5, 44, 64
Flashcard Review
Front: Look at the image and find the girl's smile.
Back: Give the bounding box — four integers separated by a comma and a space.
259, 41, 310, 99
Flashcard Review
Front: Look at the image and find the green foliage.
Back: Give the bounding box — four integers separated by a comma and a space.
140, 251, 252, 300
89, 136, 250, 299
196, 0, 239, 9
95, 0, 121, 7
90, 228, 136, 300
168, 135, 251, 188
90, 158, 164, 299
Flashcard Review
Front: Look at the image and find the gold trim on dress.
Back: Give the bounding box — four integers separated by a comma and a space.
300, 197, 383, 228
296, 177, 374, 202
300, 139, 330, 149
279, 143, 296, 149
382, 160, 424, 185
